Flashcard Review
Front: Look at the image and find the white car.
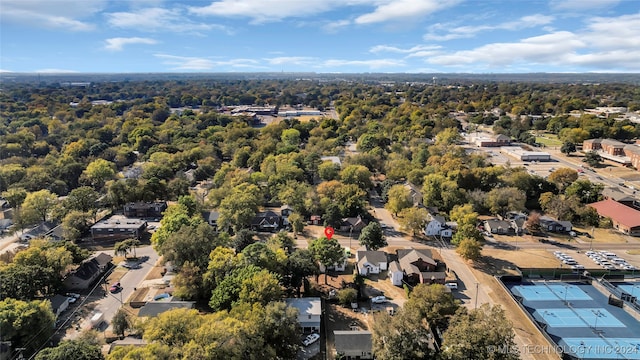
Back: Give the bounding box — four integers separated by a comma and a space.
371, 296, 388, 304
302, 333, 320, 346
67, 296, 77, 304
445, 282, 458, 290
585, 251, 596, 256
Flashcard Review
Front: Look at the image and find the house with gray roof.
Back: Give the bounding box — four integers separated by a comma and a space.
334, 330, 373, 359
356, 250, 388, 276
201, 210, 219, 230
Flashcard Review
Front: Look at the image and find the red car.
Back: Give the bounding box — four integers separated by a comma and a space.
109, 282, 121, 293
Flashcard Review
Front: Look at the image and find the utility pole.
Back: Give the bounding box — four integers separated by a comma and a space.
475, 282, 479, 309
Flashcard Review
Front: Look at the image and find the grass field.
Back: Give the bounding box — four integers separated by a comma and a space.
535, 133, 563, 147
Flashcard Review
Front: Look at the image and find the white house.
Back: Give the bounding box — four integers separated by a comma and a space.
424, 215, 452, 237
388, 261, 404, 286
356, 250, 388, 276
286, 297, 322, 333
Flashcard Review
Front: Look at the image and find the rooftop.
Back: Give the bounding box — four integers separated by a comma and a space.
589, 199, 640, 228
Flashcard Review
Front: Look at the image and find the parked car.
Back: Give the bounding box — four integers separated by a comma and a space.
371, 296, 388, 304
445, 282, 458, 290
67, 296, 77, 304
303, 333, 320, 346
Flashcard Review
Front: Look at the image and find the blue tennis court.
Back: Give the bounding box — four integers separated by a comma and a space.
562, 338, 640, 359
617, 284, 640, 297
536, 308, 625, 328
512, 283, 592, 301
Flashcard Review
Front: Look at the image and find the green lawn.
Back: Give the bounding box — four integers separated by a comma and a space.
535, 134, 563, 147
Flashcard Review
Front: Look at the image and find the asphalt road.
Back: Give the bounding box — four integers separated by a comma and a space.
72, 245, 160, 335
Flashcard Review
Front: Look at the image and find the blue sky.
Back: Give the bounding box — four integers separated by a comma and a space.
1, 0, 639, 73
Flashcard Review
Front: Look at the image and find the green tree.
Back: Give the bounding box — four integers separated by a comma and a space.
548, 168, 579, 191
209, 265, 261, 311
485, 187, 526, 216
565, 179, 603, 204
358, 222, 387, 250
65, 186, 99, 215
456, 238, 483, 261
160, 223, 224, 269
385, 184, 412, 216
449, 204, 478, 229
281, 128, 301, 146
340, 164, 373, 190
22, 189, 57, 224
371, 307, 436, 360
143, 308, 202, 347
309, 236, 345, 284
35, 339, 104, 360
203, 246, 241, 292
397, 207, 428, 236
0, 298, 55, 357
1, 187, 27, 208
82, 159, 116, 189
452, 223, 484, 246
318, 161, 340, 181
285, 249, 318, 297
583, 150, 603, 167
151, 203, 203, 250
218, 183, 262, 232
406, 283, 460, 329
61, 210, 93, 241
337, 288, 357, 306
560, 141, 576, 156
287, 212, 305, 235
112, 308, 131, 339
441, 304, 519, 360
114, 239, 141, 259
238, 269, 282, 306
173, 261, 203, 301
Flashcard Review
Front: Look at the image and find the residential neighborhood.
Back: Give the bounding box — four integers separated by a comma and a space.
2, 75, 640, 360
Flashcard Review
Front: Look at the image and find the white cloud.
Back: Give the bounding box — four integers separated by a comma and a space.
0, 0, 104, 31
188, 0, 344, 23
154, 54, 263, 70
549, 0, 620, 10
189, 0, 456, 25
424, 14, 554, 41
0, 69, 13, 73
106, 7, 228, 33
320, 58, 406, 69
426, 11, 640, 72
355, 0, 459, 25
104, 37, 158, 51
370, 45, 441, 54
